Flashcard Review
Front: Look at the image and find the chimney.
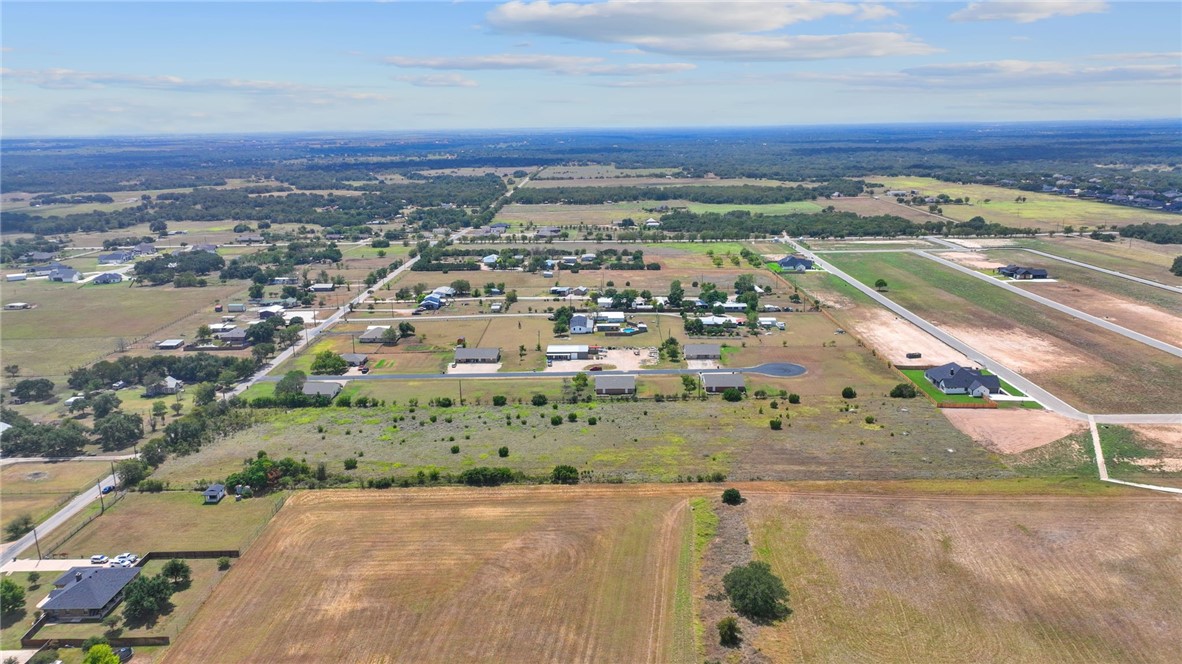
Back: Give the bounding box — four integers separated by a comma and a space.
75, 572, 83, 582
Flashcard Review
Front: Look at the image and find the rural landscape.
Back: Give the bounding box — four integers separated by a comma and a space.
2, 1, 1181, 663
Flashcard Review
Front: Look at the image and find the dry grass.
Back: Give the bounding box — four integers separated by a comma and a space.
0, 460, 108, 527
748, 490, 1182, 663
162, 488, 693, 664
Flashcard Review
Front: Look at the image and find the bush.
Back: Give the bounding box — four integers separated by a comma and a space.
890, 383, 917, 398
551, 465, 579, 484
450, 445, 460, 454
138, 479, 166, 492
81, 636, 110, 653
162, 559, 192, 585
458, 466, 514, 487
28, 650, 60, 664
718, 616, 742, 647
721, 488, 743, 505
721, 387, 743, 402
588, 416, 597, 425
788, 393, 800, 404
437, 397, 454, 408
841, 386, 857, 399
722, 561, 790, 622
769, 418, 782, 430
216, 557, 231, 571
531, 393, 548, 406
0, 577, 25, 614
567, 412, 577, 422
498, 446, 509, 458
343, 458, 358, 471
865, 415, 876, 424
492, 395, 507, 406
550, 415, 563, 426
4, 514, 34, 540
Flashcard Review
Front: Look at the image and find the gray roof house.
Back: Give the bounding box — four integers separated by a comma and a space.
595, 374, 636, 395
340, 353, 369, 366
217, 327, 250, 347
684, 344, 722, 360
49, 268, 82, 283
204, 483, 226, 504
145, 376, 182, 396
99, 251, 135, 264
358, 326, 391, 343
302, 382, 343, 399
93, 273, 124, 285
42, 567, 141, 621
570, 314, 594, 334
703, 372, 746, 393
923, 363, 1001, 397
777, 256, 815, 272
134, 243, 157, 255
454, 347, 501, 363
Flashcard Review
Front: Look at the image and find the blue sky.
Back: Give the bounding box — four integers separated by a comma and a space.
2, 1, 1179, 135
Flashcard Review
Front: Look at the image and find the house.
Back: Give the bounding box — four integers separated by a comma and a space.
684, 344, 722, 360
203, 483, 226, 504
6, 273, 27, 282
757, 317, 779, 328
187, 243, 219, 254
359, 326, 391, 343
40, 567, 140, 622
721, 301, 748, 313
454, 347, 501, 363
27, 261, 70, 276
145, 376, 182, 397
570, 286, 589, 296
482, 254, 499, 266
3, 302, 32, 311
570, 314, 594, 334
155, 339, 185, 350
419, 294, 444, 310
98, 251, 135, 265
561, 256, 579, 265
22, 251, 57, 262
490, 302, 503, 313
644, 218, 661, 228
490, 222, 511, 230
49, 268, 82, 283
535, 226, 562, 239
698, 315, 736, 327
550, 286, 572, 296
308, 283, 335, 292
777, 256, 815, 272
302, 382, 342, 399
595, 374, 636, 395
92, 273, 123, 285
546, 344, 591, 360
997, 265, 1049, 279
580, 253, 597, 263
133, 243, 157, 255
542, 270, 554, 278
236, 235, 266, 244
258, 305, 285, 319
595, 312, 626, 324
923, 363, 1001, 397
270, 276, 298, 286
340, 353, 368, 367
596, 297, 614, 308
432, 286, 458, 298
703, 372, 746, 393
217, 328, 250, 347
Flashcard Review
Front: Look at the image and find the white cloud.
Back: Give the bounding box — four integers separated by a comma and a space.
394, 73, 479, 88
788, 59, 1181, 88
1089, 51, 1182, 62
486, 0, 935, 60
384, 54, 696, 76
950, 1, 1108, 24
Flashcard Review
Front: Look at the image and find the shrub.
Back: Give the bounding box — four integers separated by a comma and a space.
722, 561, 790, 621
550, 415, 563, 426
437, 397, 454, 408
552, 465, 579, 484
588, 416, 597, 425
0, 578, 25, 614
865, 415, 876, 424
531, 393, 548, 406
498, 446, 509, 458
138, 479, 166, 492
450, 445, 460, 454
216, 557, 231, 571
769, 418, 782, 430
492, 395, 507, 406
28, 652, 60, 664
458, 466, 514, 487
567, 412, 577, 422
890, 383, 917, 398
787, 393, 800, 404
721, 387, 743, 402
721, 488, 743, 505
718, 616, 742, 647
841, 386, 857, 399
343, 458, 358, 471
4, 514, 34, 540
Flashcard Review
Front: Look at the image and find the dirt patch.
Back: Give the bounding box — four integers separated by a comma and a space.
941, 252, 1007, 271
543, 348, 653, 373
1128, 425, 1182, 449
699, 499, 770, 664
24, 471, 49, 482
942, 326, 1088, 373
686, 359, 720, 370
945, 238, 1019, 249
1131, 457, 1182, 472
446, 362, 503, 374
941, 409, 1086, 454
852, 309, 970, 365
1014, 282, 1182, 346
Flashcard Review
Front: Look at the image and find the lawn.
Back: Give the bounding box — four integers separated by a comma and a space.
899, 369, 988, 405
0, 571, 55, 649
1, 460, 109, 528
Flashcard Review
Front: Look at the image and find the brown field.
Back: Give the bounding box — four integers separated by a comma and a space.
0, 461, 108, 532
163, 488, 694, 664
525, 176, 800, 188
750, 489, 1182, 663
496, 201, 659, 225
941, 409, 1087, 454
826, 195, 947, 224
1128, 425, 1182, 449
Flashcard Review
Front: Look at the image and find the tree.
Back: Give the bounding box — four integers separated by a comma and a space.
169, 402, 183, 417
667, 280, 684, 309
27, 571, 41, 587
3, 364, 18, 379
12, 378, 54, 402
498, 446, 509, 458
195, 324, 213, 343
0, 577, 25, 615
721, 387, 743, 402
398, 321, 416, 336
4, 514, 34, 540
681, 374, 699, 394
722, 488, 743, 505
381, 326, 401, 345
531, 393, 548, 407
718, 616, 742, 647
275, 370, 307, 397
571, 372, 589, 391
93, 412, 143, 451
874, 278, 888, 291
841, 386, 857, 399
115, 459, 150, 487
552, 465, 579, 484
251, 343, 276, 365
890, 383, 917, 398
122, 574, 174, 624
151, 400, 168, 423
787, 393, 800, 404
216, 370, 238, 398
1172, 256, 1182, 277
89, 392, 122, 419
162, 559, 192, 586
722, 561, 791, 621
310, 350, 348, 375
192, 382, 218, 406
82, 644, 120, 664
449, 279, 471, 295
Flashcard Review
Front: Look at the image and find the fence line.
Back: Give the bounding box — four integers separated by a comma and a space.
43, 491, 126, 558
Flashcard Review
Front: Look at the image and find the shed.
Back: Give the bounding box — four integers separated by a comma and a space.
6, 273, 27, 282
203, 483, 226, 504
155, 339, 185, 350
546, 345, 591, 360
308, 283, 336, 292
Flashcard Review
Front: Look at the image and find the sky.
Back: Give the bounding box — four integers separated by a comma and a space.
1, 1, 1180, 136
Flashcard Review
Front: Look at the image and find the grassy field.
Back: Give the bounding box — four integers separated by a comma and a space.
0, 461, 109, 530
533, 164, 680, 179
31, 491, 286, 559
1097, 424, 1182, 487
162, 488, 694, 663
1013, 236, 1182, 282
748, 489, 1182, 662
875, 176, 1182, 230
825, 251, 1182, 414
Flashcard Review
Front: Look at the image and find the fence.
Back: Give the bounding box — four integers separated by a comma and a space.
43, 490, 126, 557
937, 400, 998, 410
137, 549, 239, 564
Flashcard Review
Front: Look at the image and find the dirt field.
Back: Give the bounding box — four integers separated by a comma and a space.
852, 308, 970, 366
749, 490, 1182, 663
941, 409, 1087, 454
939, 251, 1007, 271
162, 489, 694, 664
1128, 425, 1182, 448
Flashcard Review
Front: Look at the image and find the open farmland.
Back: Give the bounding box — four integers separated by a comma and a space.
162, 489, 695, 664
748, 489, 1182, 663
825, 251, 1182, 413
875, 176, 1182, 230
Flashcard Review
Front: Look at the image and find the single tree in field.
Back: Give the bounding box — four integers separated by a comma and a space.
874, 278, 888, 291
722, 488, 743, 505
722, 561, 790, 622
162, 559, 192, 586
169, 402, 183, 417
718, 616, 742, 647
3, 364, 18, 379
195, 325, 213, 343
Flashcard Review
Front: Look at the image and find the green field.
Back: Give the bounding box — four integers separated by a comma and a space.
1012, 236, 1182, 282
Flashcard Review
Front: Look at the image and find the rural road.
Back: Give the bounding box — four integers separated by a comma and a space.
264, 362, 808, 382
1014, 248, 1182, 294
913, 251, 1182, 359
0, 453, 138, 467
1, 472, 117, 561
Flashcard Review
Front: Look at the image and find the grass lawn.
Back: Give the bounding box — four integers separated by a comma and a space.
899, 369, 987, 405
0, 572, 55, 649
1013, 236, 1182, 282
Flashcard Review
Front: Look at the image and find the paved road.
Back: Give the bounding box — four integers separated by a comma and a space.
914, 251, 1182, 359
1014, 247, 1182, 294
784, 239, 1088, 419
1, 473, 117, 561
267, 362, 807, 382
0, 454, 138, 467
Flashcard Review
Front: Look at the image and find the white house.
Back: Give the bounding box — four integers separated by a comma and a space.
570, 314, 594, 334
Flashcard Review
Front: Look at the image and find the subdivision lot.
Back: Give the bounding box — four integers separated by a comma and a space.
749, 490, 1182, 663
826, 195, 947, 224
875, 175, 1182, 230
163, 489, 694, 664
1012, 236, 1182, 283
825, 251, 1182, 413
0, 461, 108, 530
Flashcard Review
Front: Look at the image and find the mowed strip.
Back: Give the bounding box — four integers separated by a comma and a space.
163, 488, 692, 664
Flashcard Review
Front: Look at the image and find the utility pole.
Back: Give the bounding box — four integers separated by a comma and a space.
32, 527, 42, 560
97, 481, 106, 513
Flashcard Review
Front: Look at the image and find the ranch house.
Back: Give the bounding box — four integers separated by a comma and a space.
703, 372, 746, 394
923, 363, 1002, 397
595, 374, 636, 395
454, 347, 501, 364
40, 567, 140, 622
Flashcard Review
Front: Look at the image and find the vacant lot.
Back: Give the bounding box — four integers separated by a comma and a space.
876, 176, 1182, 231
163, 488, 694, 663
0, 460, 108, 529
826, 251, 1182, 413
1013, 236, 1182, 282
749, 489, 1182, 662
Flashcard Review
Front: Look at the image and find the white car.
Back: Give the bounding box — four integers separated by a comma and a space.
90, 554, 109, 564
111, 559, 134, 568
115, 552, 138, 563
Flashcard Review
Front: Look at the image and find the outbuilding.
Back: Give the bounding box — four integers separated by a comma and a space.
546, 344, 591, 360
203, 483, 226, 504
684, 343, 722, 360
594, 374, 636, 395
703, 372, 746, 393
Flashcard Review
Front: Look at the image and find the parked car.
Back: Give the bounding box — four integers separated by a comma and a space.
101, 485, 114, 494
115, 646, 134, 662
115, 552, 138, 563
111, 559, 133, 568
90, 554, 109, 564
589, 366, 603, 371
